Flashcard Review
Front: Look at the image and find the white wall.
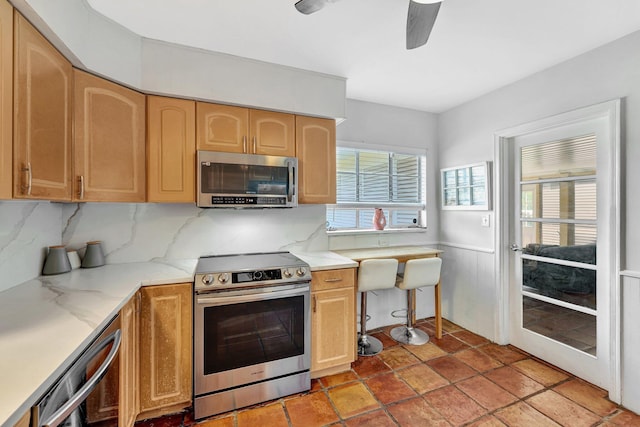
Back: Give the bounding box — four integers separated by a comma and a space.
437, 30, 640, 410
331, 99, 440, 330
11, 0, 346, 119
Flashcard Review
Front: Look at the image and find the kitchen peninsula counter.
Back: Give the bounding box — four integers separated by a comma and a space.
0, 251, 355, 427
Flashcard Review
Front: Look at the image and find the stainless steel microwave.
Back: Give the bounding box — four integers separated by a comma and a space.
197, 151, 298, 208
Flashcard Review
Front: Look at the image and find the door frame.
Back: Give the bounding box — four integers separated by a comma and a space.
493, 99, 621, 401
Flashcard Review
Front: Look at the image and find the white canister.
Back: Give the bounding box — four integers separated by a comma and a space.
67, 250, 81, 269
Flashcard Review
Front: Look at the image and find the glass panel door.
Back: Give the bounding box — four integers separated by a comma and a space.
510, 114, 613, 390
519, 136, 597, 354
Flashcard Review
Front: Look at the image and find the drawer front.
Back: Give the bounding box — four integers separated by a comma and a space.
312, 268, 355, 292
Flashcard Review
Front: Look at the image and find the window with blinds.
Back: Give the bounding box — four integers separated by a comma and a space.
326, 147, 427, 231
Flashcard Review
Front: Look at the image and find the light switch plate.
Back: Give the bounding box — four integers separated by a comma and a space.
481, 215, 490, 227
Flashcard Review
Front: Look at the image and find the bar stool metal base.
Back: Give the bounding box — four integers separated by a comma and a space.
390, 326, 430, 345
358, 334, 384, 356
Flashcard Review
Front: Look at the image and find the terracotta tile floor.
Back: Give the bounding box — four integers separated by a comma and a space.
136, 318, 640, 427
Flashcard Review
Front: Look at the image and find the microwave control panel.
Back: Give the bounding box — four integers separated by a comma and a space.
211, 196, 286, 205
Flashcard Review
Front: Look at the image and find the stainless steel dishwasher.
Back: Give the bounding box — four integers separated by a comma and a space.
30, 316, 122, 427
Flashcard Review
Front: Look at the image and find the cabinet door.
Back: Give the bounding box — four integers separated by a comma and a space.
119, 294, 139, 427
14, 14, 72, 201
147, 96, 195, 203
311, 287, 356, 372
295, 116, 336, 204
196, 102, 248, 153
0, 0, 11, 199
249, 109, 295, 156
73, 69, 145, 202
138, 283, 192, 417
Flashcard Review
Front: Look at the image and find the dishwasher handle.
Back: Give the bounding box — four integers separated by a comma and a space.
41, 329, 122, 427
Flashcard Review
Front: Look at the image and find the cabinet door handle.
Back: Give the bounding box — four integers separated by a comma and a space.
323, 278, 343, 283
78, 175, 85, 200
313, 295, 317, 313
243, 136, 247, 153
22, 162, 32, 195
252, 136, 257, 153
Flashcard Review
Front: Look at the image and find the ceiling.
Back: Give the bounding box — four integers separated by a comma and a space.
86, 0, 640, 113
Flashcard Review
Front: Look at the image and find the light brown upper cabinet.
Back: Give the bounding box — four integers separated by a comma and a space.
74, 69, 146, 202
13, 13, 73, 201
147, 96, 195, 203
295, 116, 336, 204
0, 0, 11, 200
197, 102, 295, 157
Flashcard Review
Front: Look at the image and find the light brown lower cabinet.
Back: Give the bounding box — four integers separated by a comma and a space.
119, 293, 139, 427
137, 283, 192, 420
310, 268, 356, 378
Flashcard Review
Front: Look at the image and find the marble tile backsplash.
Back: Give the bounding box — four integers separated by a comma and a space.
62, 203, 329, 263
1, 199, 434, 293
0, 201, 62, 292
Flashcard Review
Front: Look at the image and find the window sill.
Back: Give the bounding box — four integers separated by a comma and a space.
327, 227, 427, 237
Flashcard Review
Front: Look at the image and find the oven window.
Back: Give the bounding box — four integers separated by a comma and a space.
203, 295, 305, 374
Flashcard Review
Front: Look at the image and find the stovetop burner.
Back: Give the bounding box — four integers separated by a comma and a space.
194, 251, 311, 292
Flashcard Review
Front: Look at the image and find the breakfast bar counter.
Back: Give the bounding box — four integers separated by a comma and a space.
334, 245, 443, 339
333, 245, 442, 263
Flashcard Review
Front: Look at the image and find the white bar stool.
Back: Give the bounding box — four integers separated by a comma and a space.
357, 258, 399, 356
391, 257, 442, 345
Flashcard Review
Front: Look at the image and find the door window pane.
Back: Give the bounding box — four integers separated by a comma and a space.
522, 258, 596, 309
521, 134, 596, 181
523, 296, 596, 356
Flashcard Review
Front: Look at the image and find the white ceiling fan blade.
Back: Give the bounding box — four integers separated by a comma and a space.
406, 0, 441, 49
295, 0, 327, 15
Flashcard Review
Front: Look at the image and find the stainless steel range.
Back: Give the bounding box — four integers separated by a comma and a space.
193, 252, 312, 419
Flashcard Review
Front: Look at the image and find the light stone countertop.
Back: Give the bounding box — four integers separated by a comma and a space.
0, 251, 354, 427
291, 250, 359, 271
0, 259, 197, 427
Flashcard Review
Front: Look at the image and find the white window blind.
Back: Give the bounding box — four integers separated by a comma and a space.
327, 147, 427, 231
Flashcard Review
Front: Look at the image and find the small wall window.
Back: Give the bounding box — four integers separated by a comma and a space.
440, 162, 491, 210
326, 146, 427, 231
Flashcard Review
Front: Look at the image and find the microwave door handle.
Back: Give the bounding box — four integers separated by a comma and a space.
41, 330, 122, 427
287, 160, 295, 202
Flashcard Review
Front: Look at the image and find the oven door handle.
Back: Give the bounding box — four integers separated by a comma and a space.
41, 329, 122, 427
197, 285, 309, 306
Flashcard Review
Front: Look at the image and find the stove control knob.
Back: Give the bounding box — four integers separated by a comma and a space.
217, 273, 229, 284
283, 268, 293, 278
202, 274, 214, 286
296, 267, 307, 277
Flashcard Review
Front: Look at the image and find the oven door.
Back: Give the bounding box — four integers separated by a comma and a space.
194, 282, 310, 395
